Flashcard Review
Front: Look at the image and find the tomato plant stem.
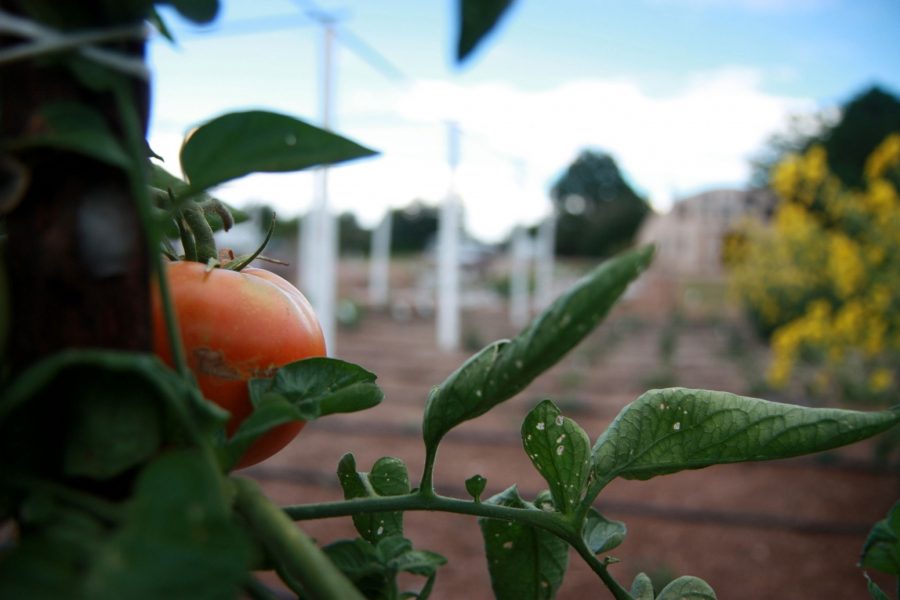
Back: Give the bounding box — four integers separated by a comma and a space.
110, 80, 191, 381
233, 478, 367, 600
282, 491, 573, 543
571, 540, 635, 600
281, 490, 636, 597
419, 446, 438, 497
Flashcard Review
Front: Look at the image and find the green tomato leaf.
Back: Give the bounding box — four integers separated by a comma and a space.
251, 357, 383, 416
591, 387, 900, 487
322, 539, 387, 598
377, 536, 446, 578
227, 358, 383, 467
478, 486, 568, 600
0, 350, 209, 480
85, 450, 250, 599
861, 501, 900, 575
179, 110, 377, 193
465, 474, 487, 502
656, 576, 717, 600
337, 454, 409, 544
0, 497, 106, 599
423, 245, 654, 454
582, 508, 626, 555
630, 572, 655, 600
157, 0, 220, 24
63, 374, 162, 479
522, 399, 591, 514
6, 102, 130, 169
457, 0, 516, 62
864, 573, 891, 600
324, 536, 446, 600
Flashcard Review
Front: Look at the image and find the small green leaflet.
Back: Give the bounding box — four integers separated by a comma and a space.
323, 536, 446, 600
581, 508, 626, 555
861, 501, 900, 576
179, 110, 377, 194
478, 486, 568, 600
225, 358, 382, 468
630, 573, 654, 600
591, 387, 900, 486
337, 454, 409, 544
655, 576, 717, 600
521, 400, 591, 514
423, 246, 654, 453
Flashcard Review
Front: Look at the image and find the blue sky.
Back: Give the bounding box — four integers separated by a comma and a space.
149, 0, 900, 241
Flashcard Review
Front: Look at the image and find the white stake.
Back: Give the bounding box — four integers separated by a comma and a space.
534, 211, 556, 311
437, 121, 461, 351
509, 225, 531, 327
368, 210, 392, 308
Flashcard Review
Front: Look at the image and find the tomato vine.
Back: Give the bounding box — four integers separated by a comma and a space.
1, 2, 898, 600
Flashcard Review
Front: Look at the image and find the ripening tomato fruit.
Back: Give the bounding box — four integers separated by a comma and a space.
152, 261, 325, 469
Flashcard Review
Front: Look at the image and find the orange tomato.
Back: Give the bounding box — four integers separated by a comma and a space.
152, 261, 325, 469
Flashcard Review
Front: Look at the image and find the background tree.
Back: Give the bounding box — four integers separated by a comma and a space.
389, 200, 440, 255
550, 149, 650, 258
750, 85, 900, 190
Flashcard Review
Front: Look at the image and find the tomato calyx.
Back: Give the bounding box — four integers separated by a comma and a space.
165, 189, 280, 273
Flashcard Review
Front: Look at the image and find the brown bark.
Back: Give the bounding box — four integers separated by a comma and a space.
0, 3, 151, 371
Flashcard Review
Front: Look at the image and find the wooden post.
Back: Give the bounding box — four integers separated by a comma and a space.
0, 5, 151, 371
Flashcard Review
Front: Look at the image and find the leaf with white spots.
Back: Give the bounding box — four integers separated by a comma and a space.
477, 486, 569, 600
337, 454, 409, 544
591, 388, 900, 487
423, 246, 655, 453
522, 400, 591, 514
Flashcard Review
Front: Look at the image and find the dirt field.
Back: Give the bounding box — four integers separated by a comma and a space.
247, 286, 899, 600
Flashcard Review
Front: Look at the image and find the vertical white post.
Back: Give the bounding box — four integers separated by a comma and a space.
534, 211, 556, 311
437, 122, 461, 351
509, 225, 530, 327
299, 21, 338, 355
368, 210, 392, 308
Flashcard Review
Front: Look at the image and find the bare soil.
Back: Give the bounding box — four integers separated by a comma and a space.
249, 278, 899, 599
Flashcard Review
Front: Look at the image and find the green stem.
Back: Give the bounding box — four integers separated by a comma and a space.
576, 475, 614, 525
232, 478, 367, 600
284, 491, 572, 540
109, 80, 191, 382
419, 446, 438, 497
284, 490, 633, 598
571, 540, 634, 600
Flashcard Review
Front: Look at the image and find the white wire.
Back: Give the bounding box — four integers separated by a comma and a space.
0, 10, 149, 80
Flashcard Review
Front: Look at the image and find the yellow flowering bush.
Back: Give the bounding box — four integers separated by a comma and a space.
730, 134, 900, 403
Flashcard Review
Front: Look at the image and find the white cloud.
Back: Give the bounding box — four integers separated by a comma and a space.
149, 67, 814, 242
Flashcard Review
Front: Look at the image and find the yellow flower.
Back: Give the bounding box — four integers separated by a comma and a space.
869, 369, 894, 393
865, 133, 900, 180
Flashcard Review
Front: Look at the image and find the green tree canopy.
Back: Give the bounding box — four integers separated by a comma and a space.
751, 85, 900, 189
550, 150, 650, 257
390, 200, 440, 255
